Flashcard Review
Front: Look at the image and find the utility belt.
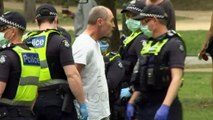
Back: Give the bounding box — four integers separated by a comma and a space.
0, 105, 33, 119
38, 79, 75, 113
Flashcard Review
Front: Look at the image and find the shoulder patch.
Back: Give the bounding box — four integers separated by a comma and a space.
179, 44, 184, 52
0, 55, 6, 64
62, 40, 70, 48
118, 61, 123, 69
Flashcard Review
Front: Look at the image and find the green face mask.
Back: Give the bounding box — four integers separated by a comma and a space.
140, 25, 153, 38
125, 19, 141, 32
0, 32, 9, 48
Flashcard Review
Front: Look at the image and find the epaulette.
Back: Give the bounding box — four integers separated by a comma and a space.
0, 43, 14, 51
167, 30, 177, 37
166, 30, 186, 54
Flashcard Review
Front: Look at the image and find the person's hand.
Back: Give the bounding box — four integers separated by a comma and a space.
154, 104, 170, 120
79, 103, 88, 120
126, 103, 134, 120
120, 87, 132, 99
198, 50, 208, 61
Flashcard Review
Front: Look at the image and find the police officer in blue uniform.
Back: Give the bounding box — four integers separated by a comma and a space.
117, 1, 147, 119
119, 0, 147, 99
104, 52, 125, 120
99, 39, 125, 120
127, 5, 185, 120
23, 4, 88, 120
0, 11, 40, 120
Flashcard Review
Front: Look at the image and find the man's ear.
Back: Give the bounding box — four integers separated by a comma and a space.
97, 18, 103, 26
54, 16, 59, 23
35, 19, 38, 24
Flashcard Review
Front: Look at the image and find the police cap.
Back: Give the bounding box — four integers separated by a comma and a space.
36, 3, 57, 19
133, 4, 168, 20
121, 0, 145, 15
0, 11, 26, 31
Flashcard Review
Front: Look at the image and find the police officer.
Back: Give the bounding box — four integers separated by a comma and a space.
23, 4, 88, 120
99, 40, 125, 120
127, 5, 185, 120
119, 0, 147, 98
117, 1, 147, 119
0, 11, 40, 120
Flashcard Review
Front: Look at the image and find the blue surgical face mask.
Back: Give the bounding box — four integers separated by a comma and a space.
140, 25, 153, 38
125, 19, 141, 32
0, 32, 9, 48
99, 40, 109, 55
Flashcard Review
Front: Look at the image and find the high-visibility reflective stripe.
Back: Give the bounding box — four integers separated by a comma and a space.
19, 77, 39, 85
109, 54, 121, 62
0, 98, 33, 107
40, 60, 48, 68
123, 31, 142, 47
38, 79, 68, 87
141, 39, 168, 55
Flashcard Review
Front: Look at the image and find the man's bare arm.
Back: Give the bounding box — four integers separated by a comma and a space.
63, 65, 85, 104
162, 68, 183, 106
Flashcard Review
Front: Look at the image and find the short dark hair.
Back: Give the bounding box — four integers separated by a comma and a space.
36, 16, 55, 26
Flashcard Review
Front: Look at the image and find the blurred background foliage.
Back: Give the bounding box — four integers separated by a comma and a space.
8, 0, 213, 10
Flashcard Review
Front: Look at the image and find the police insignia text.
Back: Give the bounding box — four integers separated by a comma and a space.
27, 36, 46, 48
22, 53, 40, 66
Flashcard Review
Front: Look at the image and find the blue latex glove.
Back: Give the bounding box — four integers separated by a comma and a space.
126, 103, 134, 120
79, 103, 88, 120
120, 87, 132, 99
154, 104, 170, 120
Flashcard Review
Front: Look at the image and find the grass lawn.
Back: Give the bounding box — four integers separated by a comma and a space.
177, 30, 207, 56
180, 72, 213, 119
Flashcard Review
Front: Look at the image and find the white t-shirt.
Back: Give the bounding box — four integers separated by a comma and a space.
72, 34, 110, 120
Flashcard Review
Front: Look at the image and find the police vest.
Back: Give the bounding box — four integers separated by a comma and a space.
23, 29, 67, 87
120, 31, 142, 59
104, 52, 122, 73
119, 31, 142, 79
104, 52, 125, 101
139, 31, 184, 91
0, 45, 40, 107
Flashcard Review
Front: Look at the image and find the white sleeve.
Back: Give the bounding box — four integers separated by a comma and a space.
72, 38, 89, 65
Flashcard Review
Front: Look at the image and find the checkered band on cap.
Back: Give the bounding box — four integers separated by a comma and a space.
35, 11, 57, 18
139, 13, 165, 19
0, 16, 25, 30
126, 6, 143, 13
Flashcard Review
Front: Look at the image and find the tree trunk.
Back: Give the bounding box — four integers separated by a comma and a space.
0, 0, 4, 15
24, 0, 36, 22
96, 0, 120, 51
